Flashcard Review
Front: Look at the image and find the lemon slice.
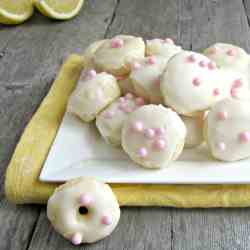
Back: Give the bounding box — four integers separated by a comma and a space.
34, 0, 84, 20
0, 0, 34, 25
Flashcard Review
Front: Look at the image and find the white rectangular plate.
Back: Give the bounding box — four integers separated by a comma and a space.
40, 112, 250, 184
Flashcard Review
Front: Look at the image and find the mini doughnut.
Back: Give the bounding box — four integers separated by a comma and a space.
130, 56, 168, 104
121, 104, 186, 169
83, 39, 108, 70
204, 98, 250, 161
161, 51, 225, 116
67, 70, 121, 122
204, 43, 250, 83
181, 114, 204, 148
117, 76, 136, 95
96, 93, 146, 146
93, 35, 145, 76
47, 177, 120, 244
146, 38, 182, 60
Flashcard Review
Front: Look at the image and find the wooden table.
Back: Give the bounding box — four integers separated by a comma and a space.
1, 0, 250, 249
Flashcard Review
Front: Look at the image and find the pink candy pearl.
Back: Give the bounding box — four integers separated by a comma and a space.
152, 139, 166, 151
119, 97, 126, 103
186, 54, 196, 63
154, 127, 165, 136
123, 106, 133, 113
217, 111, 228, 121
192, 77, 201, 87
138, 147, 148, 158
230, 87, 238, 98
226, 49, 236, 56
207, 62, 216, 70
104, 110, 115, 119
79, 194, 93, 206
86, 69, 97, 78
111, 38, 124, 48
133, 62, 141, 70
131, 121, 144, 132
213, 88, 220, 96
101, 215, 112, 225
217, 142, 226, 151
135, 97, 145, 106
71, 233, 82, 245
164, 38, 174, 44
125, 93, 134, 99
199, 61, 206, 67
147, 56, 156, 65
144, 128, 156, 139
232, 79, 243, 88
239, 132, 250, 143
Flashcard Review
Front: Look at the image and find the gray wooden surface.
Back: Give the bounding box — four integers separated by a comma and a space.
1, 0, 250, 249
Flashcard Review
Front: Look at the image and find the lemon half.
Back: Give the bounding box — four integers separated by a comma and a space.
34, 0, 84, 20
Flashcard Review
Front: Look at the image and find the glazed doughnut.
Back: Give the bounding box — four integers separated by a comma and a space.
96, 93, 146, 146
47, 177, 120, 244
160, 51, 226, 116
67, 70, 121, 122
204, 43, 250, 83
146, 38, 182, 60
121, 104, 186, 169
204, 98, 250, 161
181, 114, 204, 148
130, 56, 168, 104
93, 35, 145, 76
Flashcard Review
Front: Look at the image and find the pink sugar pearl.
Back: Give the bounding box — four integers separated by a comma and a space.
131, 121, 144, 132
186, 54, 196, 63
144, 128, 156, 139
123, 106, 134, 113
133, 62, 141, 70
164, 38, 174, 44
111, 38, 124, 48
147, 56, 156, 65
192, 77, 201, 87
101, 215, 112, 225
135, 97, 145, 106
207, 61, 216, 70
104, 110, 115, 119
230, 87, 238, 98
213, 88, 220, 96
118, 102, 127, 110
79, 194, 93, 206
232, 79, 243, 88
86, 69, 97, 78
119, 97, 126, 103
152, 139, 166, 151
226, 49, 236, 56
198, 61, 206, 67
217, 142, 226, 151
125, 93, 134, 99
71, 233, 82, 245
138, 147, 148, 158
239, 131, 250, 143
217, 111, 228, 121
154, 127, 165, 136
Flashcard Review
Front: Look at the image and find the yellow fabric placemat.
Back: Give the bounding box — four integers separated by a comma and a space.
5, 54, 250, 207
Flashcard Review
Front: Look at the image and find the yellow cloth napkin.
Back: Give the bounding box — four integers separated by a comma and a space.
5, 54, 250, 207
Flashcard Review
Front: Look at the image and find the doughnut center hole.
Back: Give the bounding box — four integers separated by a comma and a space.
78, 206, 88, 215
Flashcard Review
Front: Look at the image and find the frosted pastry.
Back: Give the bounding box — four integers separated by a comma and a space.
204, 98, 250, 161
204, 43, 250, 83
121, 104, 186, 169
146, 38, 182, 60
181, 115, 204, 148
47, 177, 120, 245
96, 93, 146, 146
130, 56, 168, 104
117, 76, 135, 95
67, 70, 121, 122
161, 51, 225, 116
93, 35, 145, 76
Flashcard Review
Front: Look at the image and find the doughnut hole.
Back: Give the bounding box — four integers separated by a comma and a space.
78, 206, 89, 215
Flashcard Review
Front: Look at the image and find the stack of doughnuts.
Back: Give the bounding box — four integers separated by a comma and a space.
47, 36, 250, 246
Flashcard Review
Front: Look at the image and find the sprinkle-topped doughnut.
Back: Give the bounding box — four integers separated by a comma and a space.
121, 105, 186, 169
93, 35, 145, 76
130, 56, 168, 104
96, 94, 146, 146
67, 71, 121, 122
161, 51, 223, 116
146, 38, 182, 60
204, 98, 250, 161
47, 177, 120, 244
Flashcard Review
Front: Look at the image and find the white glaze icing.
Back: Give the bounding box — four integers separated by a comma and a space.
205, 98, 250, 161
67, 71, 121, 122
47, 177, 120, 244
93, 35, 145, 76
121, 104, 186, 169
146, 38, 182, 60
96, 94, 146, 146
130, 56, 168, 104
161, 51, 226, 116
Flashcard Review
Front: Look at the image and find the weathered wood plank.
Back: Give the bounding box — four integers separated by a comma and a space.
28, 207, 172, 250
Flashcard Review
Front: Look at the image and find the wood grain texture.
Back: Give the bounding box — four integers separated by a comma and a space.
1, 0, 250, 249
